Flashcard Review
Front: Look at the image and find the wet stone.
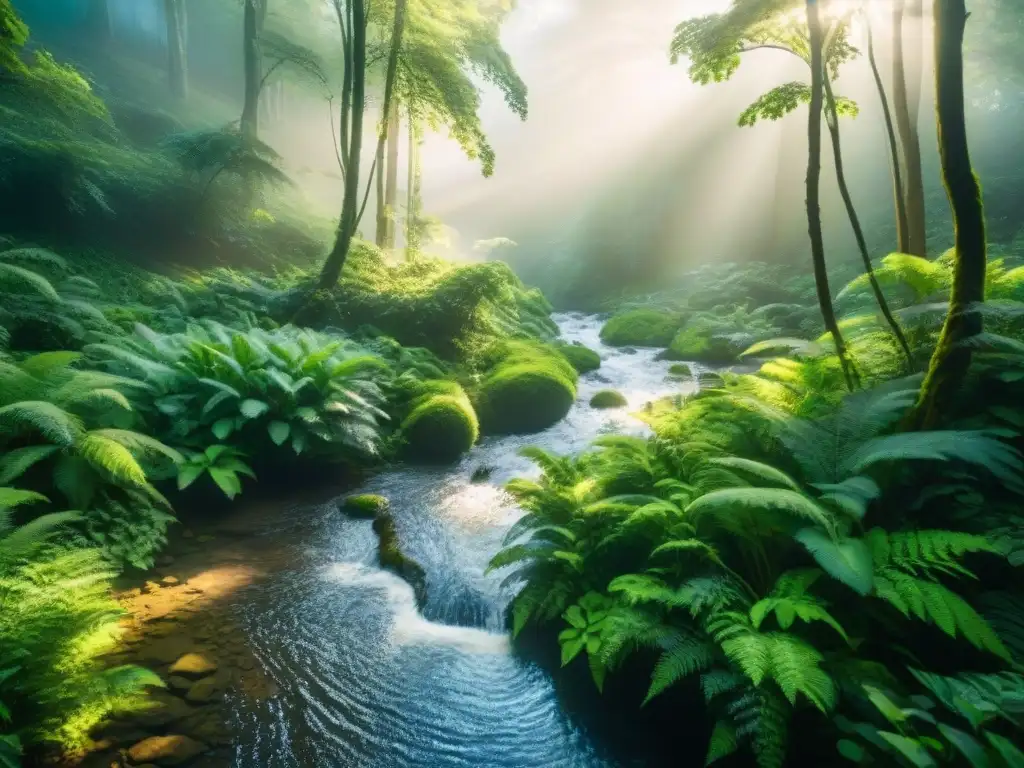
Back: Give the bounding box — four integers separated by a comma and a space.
168, 653, 217, 678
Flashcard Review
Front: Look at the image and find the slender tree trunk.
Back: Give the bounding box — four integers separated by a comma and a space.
913, 0, 985, 427
164, 0, 188, 100
240, 0, 262, 141
405, 116, 420, 262
334, 0, 353, 176
892, 0, 928, 256
384, 101, 400, 249
823, 75, 914, 369
317, 0, 367, 288
806, 0, 856, 390
865, 13, 908, 254
374, 136, 387, 246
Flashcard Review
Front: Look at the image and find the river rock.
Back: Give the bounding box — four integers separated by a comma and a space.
114, 690, 193, 730
127, 734, 206, 766
138, 637, 193, 665
169, 653, 217, 678
166, 676, 193, 693
372, 511, 428, 609
161, 576, 180, 586
185, 674, 227, 703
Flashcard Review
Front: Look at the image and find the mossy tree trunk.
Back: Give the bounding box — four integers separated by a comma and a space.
892, 0, 928, 256
240, 0, 264, 141
823, 73, 913, 369
913, 0, 985, 427
865, 12, 909, 254
805, 0, 856, 390
405, 116, 422, 262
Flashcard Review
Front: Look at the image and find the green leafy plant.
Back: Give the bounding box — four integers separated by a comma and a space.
177, 444, 256, 500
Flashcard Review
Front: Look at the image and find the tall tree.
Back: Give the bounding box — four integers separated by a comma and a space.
892, 0, 928, 256
863, 8, 909, 254
913, 0, 986, 426
164, 0, 188, 100
383, 100, 400, 248
804, 0, 855, 389
240, 0, 265, 141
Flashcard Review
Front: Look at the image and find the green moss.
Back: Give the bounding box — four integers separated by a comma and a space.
668, 363, 692, 377
599, 309, 680, 347
341, 494, 389, 519
590, 389, 628, 409
400, 384, 479, 463
479, 343, 579, 434
557, 343, 601, 373
372, 511, 428, 608
666, 325, 740, 364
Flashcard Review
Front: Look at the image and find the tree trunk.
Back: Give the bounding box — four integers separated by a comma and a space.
823, 74, 913, 369
317, 0, 367, 288
164, 0, 188, 100
865, 14, 908, 254
405, 117, 420, 262
384, 99, 400, 249
806, 0, 856, 390
240, 0, 262, 141
913, 0, 985, 427
374, 135, 387, 246
892, 0, 928, 256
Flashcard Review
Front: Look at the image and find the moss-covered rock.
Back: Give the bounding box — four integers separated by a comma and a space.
599, 309, 680, 347
477, 341, 579, 435
668, 363, 692, 377
372, 510, 427, 608
665, 325, 741, 364
556, 343, 601, 373
590, 389, 628, 409
400, 383, 479, 464
341, 494, 389, 519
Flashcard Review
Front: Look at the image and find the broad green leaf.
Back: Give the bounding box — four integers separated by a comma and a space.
878, 732, 936, 767
837, 739, 865, 762
936, 724, 988, 768
560, 634, 585, 666
795, 529, 874, 595
208, 468, 242, 499
176, 464, 206, 491
268, 421, 290, 446
211, 419, 234, 440
240, 399, 270, 419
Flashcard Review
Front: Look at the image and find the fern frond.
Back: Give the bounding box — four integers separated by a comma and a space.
0, 401, 83, 446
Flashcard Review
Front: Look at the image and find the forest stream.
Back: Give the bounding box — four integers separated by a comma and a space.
223, 313, 694, 767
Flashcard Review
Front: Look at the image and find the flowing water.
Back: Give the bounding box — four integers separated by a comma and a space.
228, 314, 699, 768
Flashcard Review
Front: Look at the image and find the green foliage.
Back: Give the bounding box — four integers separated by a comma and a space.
88, 320, 392, 469
177, 444, 256, 500
600, 309, 681, 347
0, 494, 161, 758
0, 352, 181, 570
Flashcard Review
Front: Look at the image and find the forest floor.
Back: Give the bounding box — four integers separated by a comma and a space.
65, 484, 351, 768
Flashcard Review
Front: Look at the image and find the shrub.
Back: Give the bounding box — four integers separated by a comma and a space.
400, 381, 479, 463
0, 492, 162, 758
590, 389, 628, 409
599, 309, 680, 347
557, 343, 601, 373
88, 321, 392, 489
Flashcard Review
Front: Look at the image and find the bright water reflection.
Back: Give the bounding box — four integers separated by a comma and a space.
229, 314, 698, 767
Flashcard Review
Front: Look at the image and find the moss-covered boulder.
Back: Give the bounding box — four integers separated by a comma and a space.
599, 309, 680, 347
668, 363, 692, 377
399, 380, 479, 463
665, 325, 741, 364
341, 494, 389, 519
478, 341, 578, 435
372, 510, 427, 608
590, 389, 628, 409
556, 343, 601, 373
